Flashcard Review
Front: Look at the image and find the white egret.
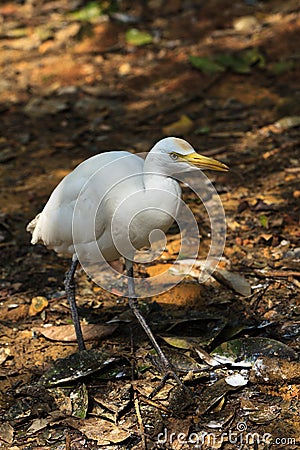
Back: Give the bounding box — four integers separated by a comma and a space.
27, 137, 228, 379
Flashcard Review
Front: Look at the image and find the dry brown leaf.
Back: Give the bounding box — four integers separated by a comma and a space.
29, 296, 48, 316
153, 282, 202, 306
0, 422, 14, 444
26, 418, 49, 435
0, 347, 10, 365
146, 263, 173, 278
65, 417, 132, 445
34, 323, 118, 342
0, 304, 29, 321
213, 269, 251, 296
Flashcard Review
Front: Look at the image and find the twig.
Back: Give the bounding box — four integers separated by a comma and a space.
254, 269, 300, 278
65, 433, 71, 450
138, 394, 170, 414
285, 167, 300, 173
134, 393, 147, 450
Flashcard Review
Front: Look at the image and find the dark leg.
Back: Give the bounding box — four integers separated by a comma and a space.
125, 259, 183, 388
64, 258, 86, 352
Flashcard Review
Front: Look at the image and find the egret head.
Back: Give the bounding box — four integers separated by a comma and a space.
147, 137, 229, 175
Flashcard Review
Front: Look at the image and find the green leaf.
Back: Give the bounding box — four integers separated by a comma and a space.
194, 125, 211, 135
125, 28, 153, 46
270, 60, 295, 75
189, 55, 225, 74
71, 2, 102, 21
259, 214, 269, 229
241, 47, 265, 69
215, 53, 251, 74
215, 48, 265, 73
189, 48, 265, 76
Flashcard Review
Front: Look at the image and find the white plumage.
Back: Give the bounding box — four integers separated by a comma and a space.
27, 137, 227, 263
27, 137, 228, 362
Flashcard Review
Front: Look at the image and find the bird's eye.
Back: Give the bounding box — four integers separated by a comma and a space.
170, 152, 178, 160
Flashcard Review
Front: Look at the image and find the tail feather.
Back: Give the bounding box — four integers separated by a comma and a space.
26, 213, 41, 244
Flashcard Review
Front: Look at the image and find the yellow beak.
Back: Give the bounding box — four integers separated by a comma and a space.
183, 152, 229, 172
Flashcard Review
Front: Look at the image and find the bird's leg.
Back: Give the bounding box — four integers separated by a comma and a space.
125, 259, 183, 390
64, 258, 86, 352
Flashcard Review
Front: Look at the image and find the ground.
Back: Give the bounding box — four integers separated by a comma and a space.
0, 0, 299, 449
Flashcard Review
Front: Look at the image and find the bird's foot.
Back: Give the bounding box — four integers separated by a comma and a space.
148, 357, 190, 399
